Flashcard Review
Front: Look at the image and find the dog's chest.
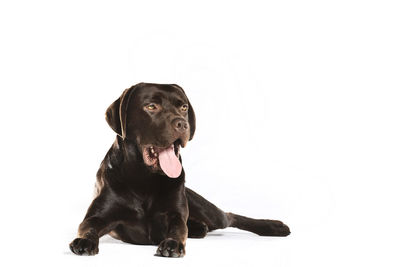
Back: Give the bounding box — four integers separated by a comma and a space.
123, 191, 164, 220
113, 194, 173, 245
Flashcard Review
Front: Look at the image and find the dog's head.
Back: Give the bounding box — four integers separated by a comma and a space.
105, 83, 195, 178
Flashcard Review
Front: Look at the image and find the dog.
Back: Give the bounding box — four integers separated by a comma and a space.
69, 83, 290, 257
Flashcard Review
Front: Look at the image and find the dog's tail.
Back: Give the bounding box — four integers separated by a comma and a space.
225, 212, 290, 236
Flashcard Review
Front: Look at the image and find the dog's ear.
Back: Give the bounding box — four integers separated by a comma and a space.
105, 97, 122, 136
105, 86, 136, 139
188, 101, 196, 140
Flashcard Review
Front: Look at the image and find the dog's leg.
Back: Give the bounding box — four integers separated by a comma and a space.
69, 193, 119, 255
156, 212, 188, 258
227, 213, 290, 236
186, 187, 290, 237
187, 218, 208, 238
186, 187, 231, 231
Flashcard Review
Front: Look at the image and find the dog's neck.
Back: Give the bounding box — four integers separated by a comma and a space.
118, 137, 142, 163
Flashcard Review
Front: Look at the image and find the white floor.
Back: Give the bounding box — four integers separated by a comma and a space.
62, 228, 291, 267
2, 219, 397, 267
22, 223, 389, 267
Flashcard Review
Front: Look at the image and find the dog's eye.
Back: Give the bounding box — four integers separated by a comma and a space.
146, 104, 157, 111
181, 104, 188, 112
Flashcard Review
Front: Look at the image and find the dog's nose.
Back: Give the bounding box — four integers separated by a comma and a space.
173, 118, 189, 132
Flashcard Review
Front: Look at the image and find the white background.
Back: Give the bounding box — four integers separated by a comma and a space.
0, 1, 399, 266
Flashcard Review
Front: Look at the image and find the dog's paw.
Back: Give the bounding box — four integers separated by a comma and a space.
265, 220, 291, 236
253, 220, 291, 237
69, 238, 99, 255
187, 220, 208, 238
155, 238, 185, 258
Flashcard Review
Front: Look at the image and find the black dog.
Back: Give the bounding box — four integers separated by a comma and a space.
69, 83, 290, 257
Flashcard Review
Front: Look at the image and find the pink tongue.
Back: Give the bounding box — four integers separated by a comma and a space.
158, 145, 182, 178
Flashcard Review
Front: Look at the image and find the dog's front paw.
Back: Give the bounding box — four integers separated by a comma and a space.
69, 238, 99, 255
156, 238, 185, 258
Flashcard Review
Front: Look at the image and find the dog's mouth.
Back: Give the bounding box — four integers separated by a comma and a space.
142, 139, 183, 178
